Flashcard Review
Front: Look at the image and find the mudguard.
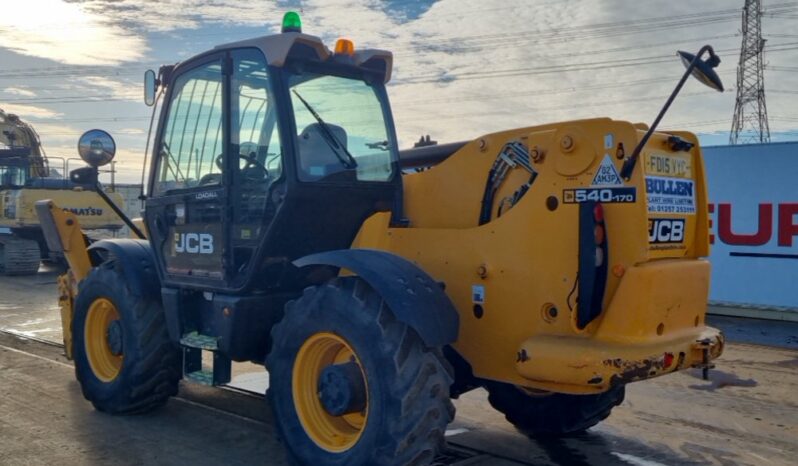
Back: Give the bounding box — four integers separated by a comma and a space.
294, 248, 459, 347
88, 239, 160, 299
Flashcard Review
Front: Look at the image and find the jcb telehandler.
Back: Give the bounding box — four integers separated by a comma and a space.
37, 12, 724, 466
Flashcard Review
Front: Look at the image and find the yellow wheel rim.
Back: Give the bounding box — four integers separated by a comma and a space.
84, 297, 123, 382
292, 332, 368, 452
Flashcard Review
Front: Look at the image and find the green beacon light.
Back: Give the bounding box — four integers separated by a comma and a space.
282, 11, 302, 33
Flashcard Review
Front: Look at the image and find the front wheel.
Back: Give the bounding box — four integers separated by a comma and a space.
72, 260, 181, 414
267, 278, 455, 466
484, 381, 625, 437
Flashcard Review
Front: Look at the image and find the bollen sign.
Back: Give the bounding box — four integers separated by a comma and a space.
703, 142, 797, 309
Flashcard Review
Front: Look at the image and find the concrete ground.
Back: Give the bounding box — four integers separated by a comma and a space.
1, 267, 797, 465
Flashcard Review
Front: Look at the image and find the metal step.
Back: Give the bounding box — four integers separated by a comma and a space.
181, 336, 231, 387
180, 332, 219, 351
185, 370, 215, 386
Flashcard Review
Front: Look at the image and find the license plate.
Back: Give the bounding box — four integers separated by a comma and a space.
644, 153, 692, 178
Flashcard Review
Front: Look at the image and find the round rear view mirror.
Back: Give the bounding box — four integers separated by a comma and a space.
678, 50, 724, 92
144, 69, 157, 106
78, 129, 116, 167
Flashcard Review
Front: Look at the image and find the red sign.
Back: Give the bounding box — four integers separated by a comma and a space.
709, 203, 798, 247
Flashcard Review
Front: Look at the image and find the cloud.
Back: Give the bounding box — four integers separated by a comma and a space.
79, 76, 141, 103
0, 0, 147, 65
0, 104, 62, 119
3, 87, 37, 97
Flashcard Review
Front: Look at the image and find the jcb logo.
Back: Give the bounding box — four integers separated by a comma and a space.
175, 233, 214, 254
649, 219, 685, 244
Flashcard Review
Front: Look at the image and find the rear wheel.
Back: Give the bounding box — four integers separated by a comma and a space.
72, 260, 180, 414
267, 278, 454, 466
484, 381, 625, 436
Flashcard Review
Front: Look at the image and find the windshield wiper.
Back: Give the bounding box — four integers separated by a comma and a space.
365, 140, 389, 150
292, 89, 358, 169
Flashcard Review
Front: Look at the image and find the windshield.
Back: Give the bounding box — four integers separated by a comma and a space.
0, 163, 27, 187
289, 73, 394, 182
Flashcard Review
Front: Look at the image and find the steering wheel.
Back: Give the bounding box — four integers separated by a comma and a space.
214, 152, 269, 178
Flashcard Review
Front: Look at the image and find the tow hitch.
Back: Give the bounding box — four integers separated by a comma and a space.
692, 338, 719, 380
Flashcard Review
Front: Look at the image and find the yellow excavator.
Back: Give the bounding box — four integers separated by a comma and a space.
0, 108, 125, 274
37, 12, 724, 466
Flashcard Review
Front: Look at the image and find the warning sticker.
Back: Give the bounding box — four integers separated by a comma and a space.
645, 175, 696, 214
604, 134, 614, 149
591, 154, 623, 186
472, 285, 485, 304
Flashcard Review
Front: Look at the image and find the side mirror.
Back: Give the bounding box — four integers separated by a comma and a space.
77, 129, 116, 168
144, 69, 157, 106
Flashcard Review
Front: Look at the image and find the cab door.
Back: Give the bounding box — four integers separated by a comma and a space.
146, 54, 228, 287
227, 48, 286, 287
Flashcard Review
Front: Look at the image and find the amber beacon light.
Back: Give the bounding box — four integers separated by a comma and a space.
335, 38, 355, 56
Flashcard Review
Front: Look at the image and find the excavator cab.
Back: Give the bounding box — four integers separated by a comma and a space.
0, 150, 30, 188
144, 34, 401, 292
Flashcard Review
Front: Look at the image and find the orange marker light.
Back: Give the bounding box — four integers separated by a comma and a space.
594, 225, 605, 245
335, 38, 355, 56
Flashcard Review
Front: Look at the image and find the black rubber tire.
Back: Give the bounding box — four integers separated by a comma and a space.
72, 260, 181, 414
484, 381, 625, 437
266, 277, 455, 466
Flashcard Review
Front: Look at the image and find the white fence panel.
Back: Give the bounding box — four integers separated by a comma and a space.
703, 142, 798, 311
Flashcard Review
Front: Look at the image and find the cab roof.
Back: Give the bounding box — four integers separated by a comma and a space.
213, 31, 393, 83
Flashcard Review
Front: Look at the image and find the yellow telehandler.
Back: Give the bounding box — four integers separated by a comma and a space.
37, 12, 724, 466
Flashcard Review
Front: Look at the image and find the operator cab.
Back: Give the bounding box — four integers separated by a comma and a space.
144, 17, 401, 292
0, 150, 31, 188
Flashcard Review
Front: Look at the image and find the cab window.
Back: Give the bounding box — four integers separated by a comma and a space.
289, 73, 394, 182
232, 50, 282, 183
154, 60, 223, 194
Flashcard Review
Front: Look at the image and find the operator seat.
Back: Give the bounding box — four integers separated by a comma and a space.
297, 123, 348, 180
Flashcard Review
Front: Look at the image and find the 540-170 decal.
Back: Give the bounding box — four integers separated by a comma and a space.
563, 187, 636, 204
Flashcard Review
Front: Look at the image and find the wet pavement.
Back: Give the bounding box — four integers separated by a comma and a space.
1, 268, 797, 465
0, 264, 63, 342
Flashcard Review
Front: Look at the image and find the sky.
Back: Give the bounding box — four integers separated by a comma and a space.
1, 0, 797, 184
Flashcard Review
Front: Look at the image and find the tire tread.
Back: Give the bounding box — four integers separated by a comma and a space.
267, 277, 454, 466
74, 260, 180, 415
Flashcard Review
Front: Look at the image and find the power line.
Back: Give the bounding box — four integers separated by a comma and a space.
9, 41, 795, 109
0, 4, 785, 77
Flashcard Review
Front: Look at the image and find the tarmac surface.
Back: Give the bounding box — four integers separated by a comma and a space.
1, 266, 797, 465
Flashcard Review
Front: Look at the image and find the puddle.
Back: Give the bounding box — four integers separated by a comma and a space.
611, 452, 669, 466
14, 318, 47, 327
227, 371, 269, 394
687, 369, 757, 391
16, 327, 60, 334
